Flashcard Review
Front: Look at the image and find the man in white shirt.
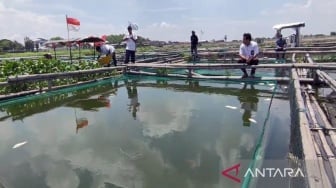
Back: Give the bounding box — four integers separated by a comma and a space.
96, 44, 117, 66
238, 33, 259, 78
123, 25, 137, 64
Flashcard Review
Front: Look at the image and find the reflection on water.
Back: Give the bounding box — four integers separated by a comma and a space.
0, 76, 291, 188
126, 80, 140, 120
238, 83, 259, 127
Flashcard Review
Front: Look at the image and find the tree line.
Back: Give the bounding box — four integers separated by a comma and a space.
0, 34, 152, 53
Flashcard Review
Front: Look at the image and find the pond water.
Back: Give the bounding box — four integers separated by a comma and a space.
0, 76, 291, 188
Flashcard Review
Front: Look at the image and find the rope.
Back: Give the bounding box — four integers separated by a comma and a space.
242, 81, 278, 188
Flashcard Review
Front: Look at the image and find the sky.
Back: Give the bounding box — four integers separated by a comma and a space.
0, 0, 335, 44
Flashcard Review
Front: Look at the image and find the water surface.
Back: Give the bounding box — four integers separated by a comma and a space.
0, 76, 291, 188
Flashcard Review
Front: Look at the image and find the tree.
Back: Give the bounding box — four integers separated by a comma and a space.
106, 34, 124, 44
0, 39, 24, 52
331, 32, 336, 36
24, 37, 34, 52
106, 34, 150, 47
50, 36, 64, 40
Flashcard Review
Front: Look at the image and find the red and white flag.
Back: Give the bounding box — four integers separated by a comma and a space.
66, 17, 80, 31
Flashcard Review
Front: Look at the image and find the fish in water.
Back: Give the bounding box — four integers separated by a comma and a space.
225, 105, 237, 110
12, 141, 28, 149
249, 118, 257, 124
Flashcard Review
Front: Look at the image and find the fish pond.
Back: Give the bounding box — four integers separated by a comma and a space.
0, 75, 294, 188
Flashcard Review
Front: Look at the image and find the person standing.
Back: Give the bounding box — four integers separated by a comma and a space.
123, 25, 137, 64
238, 33, 259, 78
275, 34, 287, 59
96, 44, 117, 66
190, 31, 199, 57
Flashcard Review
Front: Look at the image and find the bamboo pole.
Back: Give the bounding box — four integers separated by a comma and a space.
309, 94, 336, 187
310, 94, 336, 147
0, 71, 123, 101
290, 68, 326, 188
7, 66, 125, 82
305, 91, 335, 156
126, 63, 336, 70
316, 71, 336, 92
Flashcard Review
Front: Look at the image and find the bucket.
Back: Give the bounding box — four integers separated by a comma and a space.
98, 55, 112, 66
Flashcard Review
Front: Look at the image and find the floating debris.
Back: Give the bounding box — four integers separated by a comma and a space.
12, 141, 28, 149
264, 98, 271, 101
120, 148, 143, 160
248, 118, 257, 124
268, 83, 275, 86
225, 105, 237, 110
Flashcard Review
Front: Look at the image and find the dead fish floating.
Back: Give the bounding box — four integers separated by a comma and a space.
248, 118, 257, 124
225, 105, 237, 110
12, 141, 28, 149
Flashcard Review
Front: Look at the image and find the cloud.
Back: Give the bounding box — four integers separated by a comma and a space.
149, 22, 176, 29
138, 96, 194, 138
258, 0, 336, 38
144, 7, 189, 12
0, 0, 335, 44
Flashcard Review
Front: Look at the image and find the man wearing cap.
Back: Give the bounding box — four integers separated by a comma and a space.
123, 25, 137, 64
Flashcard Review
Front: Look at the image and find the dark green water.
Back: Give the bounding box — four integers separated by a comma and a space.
0, 76, 291, 188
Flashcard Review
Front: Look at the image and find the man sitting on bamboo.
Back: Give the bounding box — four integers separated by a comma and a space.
96, 44, 117, 67
275, 34, 287, 60
238, 33, 259, 78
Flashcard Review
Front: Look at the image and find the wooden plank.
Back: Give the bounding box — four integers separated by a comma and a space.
126, 63, 336, 70
0, 82, 8, 87
290, 68, 326, 187
310, 95, 336, 148
299, 112, 327, 188
330, 159, 336, 186
317, 70, 336, 92
316, 157, 333, 188
7, 66, 125, 82
0, 74, 122, 101
128, 70, 315, 83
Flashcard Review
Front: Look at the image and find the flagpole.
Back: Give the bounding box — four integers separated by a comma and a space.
66, 15, 73, 63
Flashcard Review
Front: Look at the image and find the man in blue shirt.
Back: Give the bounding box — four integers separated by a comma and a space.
275, 34, 287, 59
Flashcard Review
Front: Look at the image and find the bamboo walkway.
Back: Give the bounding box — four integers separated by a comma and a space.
288, 54, 336, 188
